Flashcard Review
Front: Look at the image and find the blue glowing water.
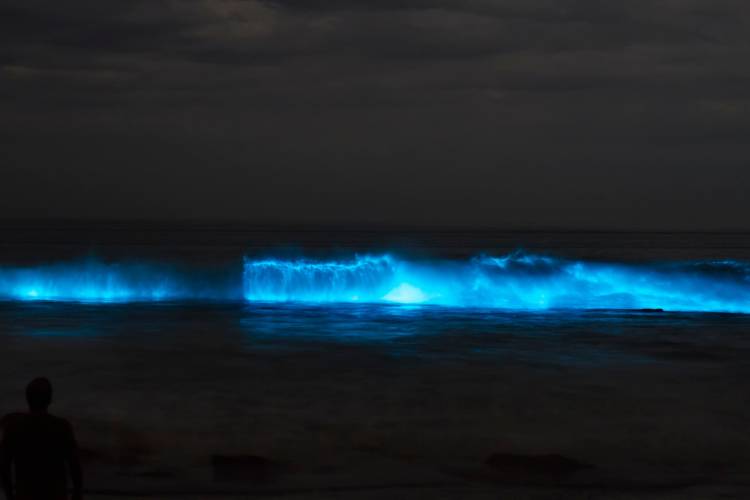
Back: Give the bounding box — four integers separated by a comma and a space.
0, 262, 172, 302
1, 252, 749, 313
242, 253, 750, 313
0, 261, 238, 303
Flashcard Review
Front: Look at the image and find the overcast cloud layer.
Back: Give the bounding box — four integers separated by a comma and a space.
1, 0, 749, 228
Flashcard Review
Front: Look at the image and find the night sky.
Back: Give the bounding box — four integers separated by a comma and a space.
2, 1, 749, 229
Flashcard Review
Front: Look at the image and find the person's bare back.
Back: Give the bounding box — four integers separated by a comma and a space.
1, 378, 82, 500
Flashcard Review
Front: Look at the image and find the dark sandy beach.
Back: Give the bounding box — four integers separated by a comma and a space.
4, 306, 750, 499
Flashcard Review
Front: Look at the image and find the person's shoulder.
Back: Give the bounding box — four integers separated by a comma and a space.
1, 412, 26, 424
0, 412, 27, 431
47, 414, 73, 429
46, 415, 77, 447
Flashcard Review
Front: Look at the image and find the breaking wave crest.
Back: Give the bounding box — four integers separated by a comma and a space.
242, 253, 750, 313
243, 256, 397, 303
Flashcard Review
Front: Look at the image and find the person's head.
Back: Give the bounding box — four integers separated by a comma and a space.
26, 377, 53, 413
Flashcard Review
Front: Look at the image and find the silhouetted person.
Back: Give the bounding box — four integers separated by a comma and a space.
1, 378, 82, 500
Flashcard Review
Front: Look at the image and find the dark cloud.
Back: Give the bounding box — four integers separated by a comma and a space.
1, 0, 749, 228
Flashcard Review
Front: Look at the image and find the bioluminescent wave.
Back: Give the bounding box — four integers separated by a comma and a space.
242, 253, 750, 313
2, 254, 750, 313
0, 261, 239, 303
243, 256, 398, 303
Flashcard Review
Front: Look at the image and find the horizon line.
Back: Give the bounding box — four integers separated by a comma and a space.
0, 217, 749, 234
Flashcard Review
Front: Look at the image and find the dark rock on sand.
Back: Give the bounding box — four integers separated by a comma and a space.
485, 453, 593, 480
211, 454, 286, 482
132, 467, 179, 479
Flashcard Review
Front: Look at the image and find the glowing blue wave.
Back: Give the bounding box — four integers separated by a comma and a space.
243, 256, 398, 303
242, 253, 750, 313
2, 254, 749, 313
0, 261, 235, 303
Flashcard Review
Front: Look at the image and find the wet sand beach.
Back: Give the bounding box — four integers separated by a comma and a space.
3, 303, 750, 498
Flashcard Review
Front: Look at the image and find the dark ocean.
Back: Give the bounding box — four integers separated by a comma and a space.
1, 223, 750, 495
